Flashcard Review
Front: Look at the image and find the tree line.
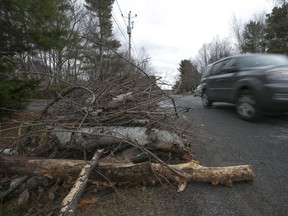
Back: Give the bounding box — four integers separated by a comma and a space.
174, 0, 288, 93
0, 0, 152, 118
1, 0, 287, 115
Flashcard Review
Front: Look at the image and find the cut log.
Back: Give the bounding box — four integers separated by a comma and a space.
53, 126, 186, 151
3, 156, 254, 191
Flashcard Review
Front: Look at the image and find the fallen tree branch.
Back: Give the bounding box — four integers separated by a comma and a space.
59, 149, 103, 216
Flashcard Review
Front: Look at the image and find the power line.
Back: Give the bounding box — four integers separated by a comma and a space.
115, 0, 128, 26
112, 12, 128, 43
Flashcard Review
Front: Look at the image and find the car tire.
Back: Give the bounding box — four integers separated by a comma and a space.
202, 91, 212, 107
236, 90, 260, 121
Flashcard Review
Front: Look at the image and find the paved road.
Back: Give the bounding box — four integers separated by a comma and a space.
173, 95, 288, 216
27, 100, 50, 112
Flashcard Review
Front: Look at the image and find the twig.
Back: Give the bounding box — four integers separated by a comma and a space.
81, 36, 179, 118
40, 86, 96, 119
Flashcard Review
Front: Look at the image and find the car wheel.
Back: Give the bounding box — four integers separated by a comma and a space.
202, 91, 212, 107
236, 91, 259, 121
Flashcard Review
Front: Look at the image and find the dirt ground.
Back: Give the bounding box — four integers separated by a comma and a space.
77, 184, 182, 216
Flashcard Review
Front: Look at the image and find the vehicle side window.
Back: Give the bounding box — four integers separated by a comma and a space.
202, 65, 212, 78
238, 56, 286, 68
220, 59, 237, 73
210, 60, 227, 76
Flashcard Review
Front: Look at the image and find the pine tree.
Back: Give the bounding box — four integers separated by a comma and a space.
84, 0, 121, 80
265, 3, 288, 54
177, 60, 200, 93
241, 20, 266, 53
0, 0, 68, 117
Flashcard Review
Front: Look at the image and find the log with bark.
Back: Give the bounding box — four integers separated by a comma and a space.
2, 156, 254, 192
50, 126, 193, 162
53, 126, 186, 150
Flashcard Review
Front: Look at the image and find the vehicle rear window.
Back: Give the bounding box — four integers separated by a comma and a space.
239, 55, 288, 68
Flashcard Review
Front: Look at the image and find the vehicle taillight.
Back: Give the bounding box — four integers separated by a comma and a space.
265, 68, 288, 80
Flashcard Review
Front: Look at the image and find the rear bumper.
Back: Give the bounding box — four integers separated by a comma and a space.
260, 84, 288, 111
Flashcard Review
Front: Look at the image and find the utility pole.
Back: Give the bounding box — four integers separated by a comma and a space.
123, 11, 137, 60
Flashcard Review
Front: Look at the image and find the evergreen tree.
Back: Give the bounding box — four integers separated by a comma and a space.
0, 0, 73, 55
177, 60, 200, 93
241, 20, 266, 53
265, 3, 288, 54
0, 0, 68, 117
172, 80, 181, 93
84, 0, 121, 80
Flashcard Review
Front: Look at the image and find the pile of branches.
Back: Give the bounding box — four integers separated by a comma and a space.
20, 69, 189, 161
0, 65, 254, 215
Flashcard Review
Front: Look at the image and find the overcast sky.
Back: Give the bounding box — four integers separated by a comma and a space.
112, 0, 274, 87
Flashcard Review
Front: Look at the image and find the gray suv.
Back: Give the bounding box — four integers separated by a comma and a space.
201, 54, 288, 121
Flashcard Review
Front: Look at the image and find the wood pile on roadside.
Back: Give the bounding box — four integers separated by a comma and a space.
0, 68, 254, 215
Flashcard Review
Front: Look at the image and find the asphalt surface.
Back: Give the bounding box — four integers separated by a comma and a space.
27, 100, 50, 112
172, 95, 288, 216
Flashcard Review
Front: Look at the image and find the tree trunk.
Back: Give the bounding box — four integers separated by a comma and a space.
2, 156, 254, 191
53, 126, 185, 151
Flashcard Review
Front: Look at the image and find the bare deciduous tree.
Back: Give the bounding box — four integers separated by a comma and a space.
195, 36, 234, 74
230, 14, 244, 54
